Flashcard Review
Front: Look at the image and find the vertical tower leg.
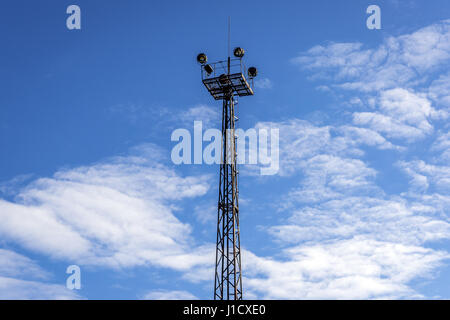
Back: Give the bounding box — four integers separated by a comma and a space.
214, 90, 243, 300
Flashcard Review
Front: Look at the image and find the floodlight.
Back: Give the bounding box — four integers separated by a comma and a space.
248, 66, 257, 77
204, 64, 214, 75
219, 74, 229, 84
233, 47, 245, 58
197, 53, 208, 64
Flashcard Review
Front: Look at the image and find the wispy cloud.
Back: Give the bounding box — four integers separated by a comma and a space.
292, 20, 450, 92
244, 238, 447, 299
179, 104, 220, 128
253, 119, 400, 177
0, 249, 81, 299
0, 277, 82, 299
399, 160, 450, 193
0, 249, 49, 280
292, 20, 450, 144
254, 78, 273, 89
141, 289, 197, 300
432, 132, 450, 162
0, 144, 212, 271
241, 19, 450, 299
352, 88, 446, 141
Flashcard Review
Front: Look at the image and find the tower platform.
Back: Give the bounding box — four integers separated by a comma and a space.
201, 58, 254, 100
202, 73, 254, 100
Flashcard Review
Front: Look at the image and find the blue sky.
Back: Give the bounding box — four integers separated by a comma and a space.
0, 0, 449, 299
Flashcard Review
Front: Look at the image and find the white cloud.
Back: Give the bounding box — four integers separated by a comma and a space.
1, 132, 448, 299
432, 132, 450, 162
253, 119, 399, 177
0, 144, 213, 271
335, 126, 400, 151
193, 203, 216, 225
254, 78, 273, 89
352, 88, 446, 141
429, 72, 450, 109
283, 155, 379, 205
379, 88, 440, 131
0, 249, 81, 299
292, 21, 450, 144
243, 20, 450, 299
353, 112, 424, 140
0, 249, 49, 280
292, 20, 450, 92
244, 238, 447, 299
0, 277, 82, 300
141, 289, 197, 300
246, 115, 450, 298
398, 160, 450, 194
249, 145, 450, 299
179, 105, 220, 128
270, 196, 450, 245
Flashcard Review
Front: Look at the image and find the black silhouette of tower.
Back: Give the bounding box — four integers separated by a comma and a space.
197, 45, 257, 300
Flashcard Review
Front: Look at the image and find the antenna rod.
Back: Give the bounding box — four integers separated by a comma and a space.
228, 16, 230, 75
228, 16, 231, 57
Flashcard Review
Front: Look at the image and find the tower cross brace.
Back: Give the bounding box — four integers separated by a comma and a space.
214, 88, 242, 300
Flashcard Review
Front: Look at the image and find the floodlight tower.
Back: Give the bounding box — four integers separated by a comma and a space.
197, 47, 258, 300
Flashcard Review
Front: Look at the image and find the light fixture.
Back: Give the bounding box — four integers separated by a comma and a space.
204, 64, 214, 75
197, 53, 207, 64
233, 47, 245, 58
248, 66, 257, 78
219, 74, 229, 84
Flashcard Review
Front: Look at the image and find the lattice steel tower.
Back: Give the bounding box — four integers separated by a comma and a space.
197, 45, 257, 300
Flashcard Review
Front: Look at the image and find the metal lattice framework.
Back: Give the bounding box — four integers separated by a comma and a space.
199, 52, 255, 300
214, 89, 242, 300
201, 59, 254, 100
